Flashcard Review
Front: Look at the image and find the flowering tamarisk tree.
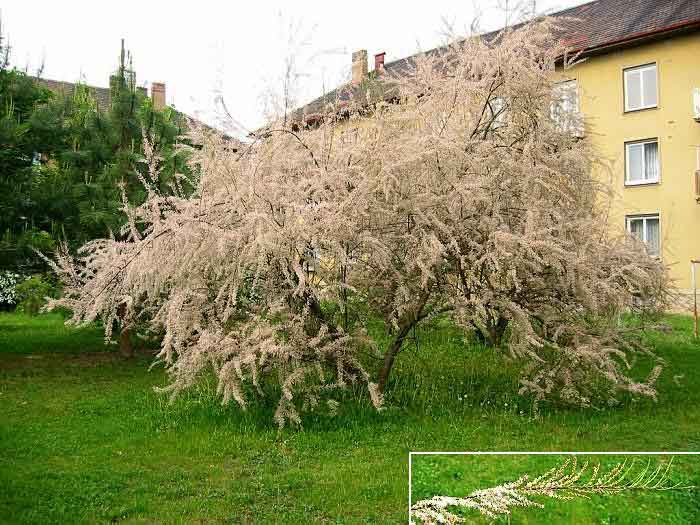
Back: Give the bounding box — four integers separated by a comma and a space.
48, 20, 670, 426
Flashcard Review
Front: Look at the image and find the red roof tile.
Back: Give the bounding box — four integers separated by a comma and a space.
552, 0, 700, 53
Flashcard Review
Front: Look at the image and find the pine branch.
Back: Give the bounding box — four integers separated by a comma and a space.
411, 457, 695, 524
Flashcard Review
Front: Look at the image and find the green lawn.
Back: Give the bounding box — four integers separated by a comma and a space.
1, 312, 699, 524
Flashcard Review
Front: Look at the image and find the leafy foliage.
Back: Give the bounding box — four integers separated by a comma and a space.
0, 26, 53, 271
0, 28, 193, 274
14, 274, 56, 315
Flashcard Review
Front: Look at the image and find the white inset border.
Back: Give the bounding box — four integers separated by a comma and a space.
408, 451, 700, 524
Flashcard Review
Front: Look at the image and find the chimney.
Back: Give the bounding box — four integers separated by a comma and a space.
351, 50, 368, 85
151, 82, 166, 110
374, 52, 385, 73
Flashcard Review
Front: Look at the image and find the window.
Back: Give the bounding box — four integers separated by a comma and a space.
489, 97, 506, 129
626, 214, 660, 257
624, 63, 657, 112
340, 128, 359, 145
625, 139, 659, 185
551, 79, 582, 135
302, 245, 320, 273
552, 80, 579, 118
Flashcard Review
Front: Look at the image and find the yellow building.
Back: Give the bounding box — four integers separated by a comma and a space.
555, 0, 700, 295
299, 0, 700, 297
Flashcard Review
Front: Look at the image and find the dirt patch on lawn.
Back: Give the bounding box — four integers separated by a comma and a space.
0, 348, 158, 370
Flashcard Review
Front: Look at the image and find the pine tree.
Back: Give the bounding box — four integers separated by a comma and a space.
0, 16, 53, 271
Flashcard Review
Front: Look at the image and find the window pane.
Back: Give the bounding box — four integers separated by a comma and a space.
626, 70, 642, 110
645, 218, 660, 256
642, 66, 657, 107
491, 97, 504, 114
627, 143, 644, 182
490, 97, 505, 128
564, 80, 578, 113
643, 141, 659, 181
555, 81, 577, 112
550, 90, 560, 121
628, 218, 644, 239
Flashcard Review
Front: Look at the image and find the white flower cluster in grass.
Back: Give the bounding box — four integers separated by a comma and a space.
46, 19, 671, 427
411, 457, 694, 524
0, 271, 22, 305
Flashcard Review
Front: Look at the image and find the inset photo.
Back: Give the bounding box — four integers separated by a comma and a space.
409, 453, 700, 524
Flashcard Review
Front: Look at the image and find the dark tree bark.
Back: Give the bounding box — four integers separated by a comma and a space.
483, 315, 509, 348
377, 319, 415, 393
376, 289, 433, 393
116, 303, 134, 358
119, 326, 134, 358
473, 327, 486, 345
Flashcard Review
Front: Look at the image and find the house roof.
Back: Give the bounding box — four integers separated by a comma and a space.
296, 0, 700, 119
548, 0, 700, 53
33, 77, 237, 143
34, 77, 114, 112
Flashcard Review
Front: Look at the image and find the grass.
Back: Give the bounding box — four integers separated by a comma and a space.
1, 312, 699, 524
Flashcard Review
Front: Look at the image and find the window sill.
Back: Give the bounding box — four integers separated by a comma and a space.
624, 105, 658, 114
625, 180, 659, 187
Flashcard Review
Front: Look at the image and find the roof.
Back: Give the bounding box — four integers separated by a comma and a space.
34, 77, 239, 146
297, 0, 700, 119
548, 0, 700, 53
34, 78, 114, 112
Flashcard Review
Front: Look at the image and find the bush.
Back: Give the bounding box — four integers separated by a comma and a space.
15, 274, 56, 316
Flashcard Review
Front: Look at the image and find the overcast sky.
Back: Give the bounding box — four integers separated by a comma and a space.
2, 0, 587, 135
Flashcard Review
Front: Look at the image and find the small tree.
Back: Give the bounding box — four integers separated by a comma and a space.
48, 19, 670, 426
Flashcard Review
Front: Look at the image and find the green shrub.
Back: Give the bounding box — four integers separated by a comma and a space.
14, 274, 56, 316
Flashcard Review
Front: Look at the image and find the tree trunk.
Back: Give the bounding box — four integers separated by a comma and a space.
119, 326, 134, 358
484, 315, 509, 347
473, 326, 486, 345
116, 302, 134, 358
377, 321, 414, 393
376, 288, 434, 393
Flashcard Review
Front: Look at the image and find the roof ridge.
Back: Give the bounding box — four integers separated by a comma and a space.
295, 0, 700, 119
33, 76, 111, 92
380, 0, 599, 71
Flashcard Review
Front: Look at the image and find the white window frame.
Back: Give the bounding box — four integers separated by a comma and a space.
340, 128, 359, 145
489, 96, 506, 129
625, 139, 660, 186
623, 63, 658, 112
302, 245, 321, 274
551, 79, 582, 135
551, 79, 579, 116
626, 214, 661, 257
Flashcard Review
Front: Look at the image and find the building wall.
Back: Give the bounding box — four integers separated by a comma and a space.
566, 32, 700, 292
